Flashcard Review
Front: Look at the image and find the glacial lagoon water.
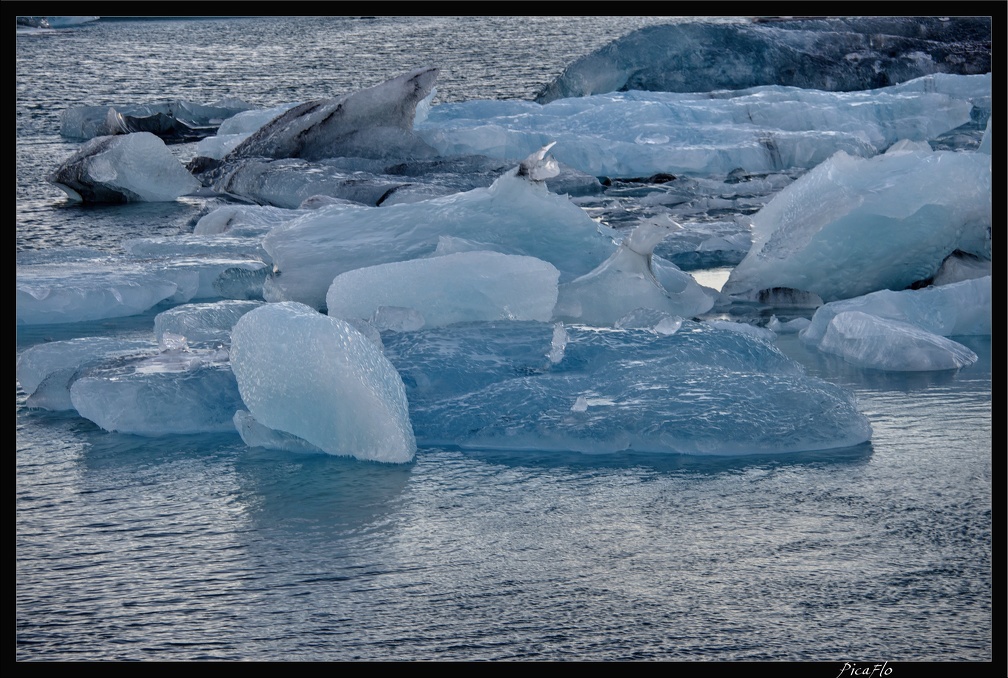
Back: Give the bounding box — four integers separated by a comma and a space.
16, 17, 992, 662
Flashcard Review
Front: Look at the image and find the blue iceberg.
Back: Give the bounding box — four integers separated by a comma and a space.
382, 321, 873, 456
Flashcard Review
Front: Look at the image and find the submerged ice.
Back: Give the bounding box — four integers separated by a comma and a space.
382, 321, 872, 455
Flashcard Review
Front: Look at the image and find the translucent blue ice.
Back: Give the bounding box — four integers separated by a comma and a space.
722, 146, 991, 302
229, 302, 416, 463
382, 321, 872, 455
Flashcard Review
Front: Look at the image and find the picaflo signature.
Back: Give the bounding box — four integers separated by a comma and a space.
837, 662, 892, 678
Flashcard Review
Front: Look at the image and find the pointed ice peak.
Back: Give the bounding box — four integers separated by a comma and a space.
625, 215, 683, 256
516, 141, 559, 181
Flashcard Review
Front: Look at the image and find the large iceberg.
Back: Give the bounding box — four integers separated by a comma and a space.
381, 321, 873, 455
722, 144, 991, 303
419, 79, 979, 177
534, 18, 992, 103
47, 132, 201, 203
229, 302, 416, 463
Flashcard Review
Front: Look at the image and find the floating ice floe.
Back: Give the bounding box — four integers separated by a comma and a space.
229, 302, 416, 463
16, 260, 180, 325
16, 253, 269, 326
47, 131, 201, 203
381, 320, 872, 456
16, 337, 157, 411
68, 347, 242, 435
722, 139, 991, 303
808, 311, 979, 372
326, 251, 560, 328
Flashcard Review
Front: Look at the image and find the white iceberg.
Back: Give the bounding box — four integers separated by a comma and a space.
262, 168, 615, 310
722, 146, 991, 303
813, 311, 978, 371
326, 251, 560, 328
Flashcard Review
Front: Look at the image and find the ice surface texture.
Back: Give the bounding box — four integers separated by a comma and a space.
383, 321, 873, 456
722, 147, 991, 302
47, 132, 200, 202
229, 302, 416, 463
534, 18, 991, 102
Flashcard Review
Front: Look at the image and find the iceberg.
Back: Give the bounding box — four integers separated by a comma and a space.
16, 337, 157, 411
381, 321, 872, 455
47, 132, 201, 203
229, 302, 416, 463
326, 251, 560, 328
554, 217, 717, 325
811, 311, 978, 372
799, 277, 990, 371
722, 145, 991, 303
801, 276, 992, 346
190, 67, 439, 169
262, 164, 616, 311
16, 260, 179, 325
60, 99, 255, 142
534, 18, 992, 103
69, 348, 243, 435
418, 79, 977, 178
154, 300, 265, 347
